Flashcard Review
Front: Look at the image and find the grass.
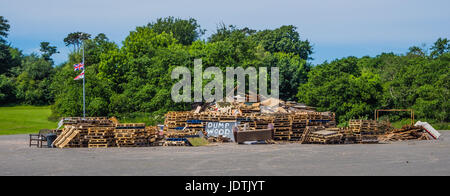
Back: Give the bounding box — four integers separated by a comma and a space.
118, 112, 165, 126
390, 118, 449, 130
187, 137, 209, 147
0, 105, 58, 135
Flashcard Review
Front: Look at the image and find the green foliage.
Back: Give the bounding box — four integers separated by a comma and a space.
0, 16, 447, 127
0, 74, 16, 104
208, 24, 256, 43
0, 16, 10, 43
0, 15, 19, 75
298, 46, 449, 124
51, 22, 311, 122
251, 25, 313, 60
264, 52, 308, 101
40, 42, 59, 62
298, 57, 383, 123
147, 16, 205, 45
0, 43, 13, 74
14, 54, 54, 105
51, 34, 116, 117
430, 38, 450, 58
63, 32, 92, 51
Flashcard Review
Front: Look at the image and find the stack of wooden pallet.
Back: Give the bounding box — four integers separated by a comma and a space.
86, 127, 115, 148
305, 112, 336, 127
305, 129, 343, 144
164, 111, 190, 131
299, 126, 344, 144
250, 115, 272, 130
62, 117, 113, 126
349, 120, 379, 144
184, 119, 205, 133
300, 126, 324, 144
272, 114, 292, 140
338, 127, 357, 144
53, 117, 162, 148
146, 126, 161, 145
114, 123, 147, 147
290, 114, 308, 141
54, 117, 116, 148
165, 129, 198, 138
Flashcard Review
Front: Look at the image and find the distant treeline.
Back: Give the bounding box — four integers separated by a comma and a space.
0, 16, 448, 124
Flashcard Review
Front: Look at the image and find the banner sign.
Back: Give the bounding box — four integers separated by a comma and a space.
205, 121, 239, 142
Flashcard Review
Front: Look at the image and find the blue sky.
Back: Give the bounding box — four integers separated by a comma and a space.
1, 0, 449, 65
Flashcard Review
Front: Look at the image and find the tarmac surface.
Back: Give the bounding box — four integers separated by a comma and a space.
1, 131, 449, 176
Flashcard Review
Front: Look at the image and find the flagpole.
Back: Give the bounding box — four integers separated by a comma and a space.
82, 34, 86, 118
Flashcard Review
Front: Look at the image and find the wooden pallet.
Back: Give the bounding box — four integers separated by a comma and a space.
88, 144, 109, 148
54, 128, 81, 148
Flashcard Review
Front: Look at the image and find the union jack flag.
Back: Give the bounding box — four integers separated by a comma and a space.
74, 70, 85, 80
73, 63, 84, 71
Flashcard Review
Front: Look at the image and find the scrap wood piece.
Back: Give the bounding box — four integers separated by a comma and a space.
378, 125, 430, 142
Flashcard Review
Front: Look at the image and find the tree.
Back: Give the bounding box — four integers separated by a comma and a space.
0, 44, 13, 74
63, 32, 91, 51
0, 16, 13, 74
147, 17, 205, 45
265, 53, 308, 101
40, 42, 59, 62
251, 25, 313, 60
0, 16, 10, 44
407, 46, 426, 57
297, 57, 383, 123
0, 74, 16, 104
208, 23, 256, 43
430, 38, 449, 58
15, 54, 54, 105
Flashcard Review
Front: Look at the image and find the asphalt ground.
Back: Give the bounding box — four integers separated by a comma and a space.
1, 131, 449, 176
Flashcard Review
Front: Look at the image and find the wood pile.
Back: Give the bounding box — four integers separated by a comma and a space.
164, 111, 190, 131
378, 125, 431, 142
54, 117, 115, 148
162, 138, 191, 146
300, 126, 319, 144
114, 123, 148, 147
239, 103, 260, 114
306, 112, 336, 128
251, 115, 272, 129
272, 114, 292, 140
165, 130, 199, 138
86, 127, 115, 148
290, 114, 308, 141
349, 120, 380, 144
53, 117, 160, 148
163, 140, 187, 146
306, 130, 343, 144
338, 127, 357, 144
163, 109, 434, 145
163, 110, 336, 142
